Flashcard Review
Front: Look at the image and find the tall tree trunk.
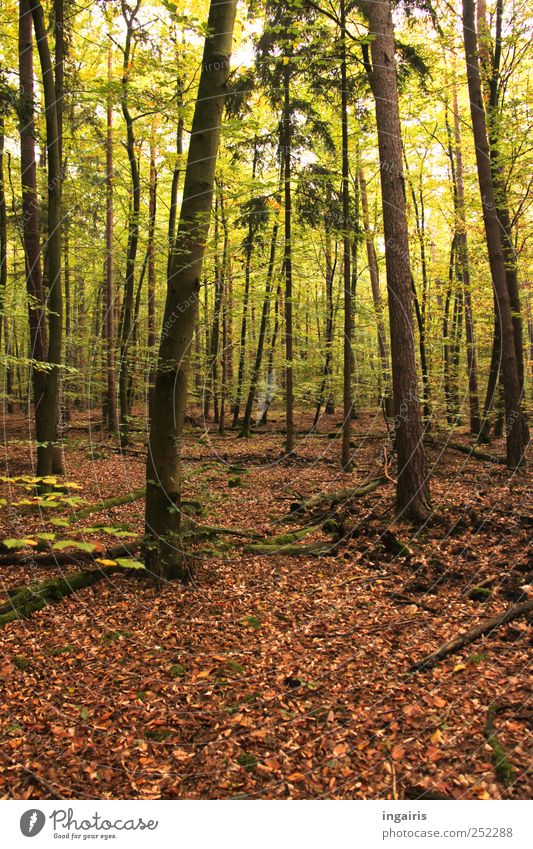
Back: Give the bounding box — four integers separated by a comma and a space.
0, 115, 6, 361
479, 0, 524, 393
27, 0, 63, 477
340, 0, 352, 469
118, 1, 141, 444
403, 151, 431, 425
359, 166, 392, 417
145, 0, 238, 581
241, 212, 279, 437
312, 224, 335, 430
167, 75, 183, 279
232, 141, 258, 427
147, 119, 157, 414
282, 66, 295, 454
462, 0, 528, 467
366, 0, 431, 521
104, 36, 118, 433
452, 76, 481, 433
260, 280, 282, 426
204, 195, 222, 422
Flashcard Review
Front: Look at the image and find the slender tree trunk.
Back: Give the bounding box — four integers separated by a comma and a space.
241, 211, 279, 437
462, 0, 528, 467
479, 0, 524, 393
167, 76, 183, 279
145, 0, 238, 581
359, 166, 392, 417
340, 0, 352, 469
452, 77, 481, 433
260, 280, 282, 426
283, 65, 295, 454
104, 37, 118, 433
312, 224, 335, 429
366, 0, 431, 521
0, 115, 6, 361
147, 119, 157, 414
118, 1, 141, 444
232, 141, 258, 427
204, 195, 222, 422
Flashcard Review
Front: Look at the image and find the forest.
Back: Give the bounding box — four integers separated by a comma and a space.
0, 0, 531, 801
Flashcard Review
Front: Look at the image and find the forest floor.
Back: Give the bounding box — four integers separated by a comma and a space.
0, 407, 531, 800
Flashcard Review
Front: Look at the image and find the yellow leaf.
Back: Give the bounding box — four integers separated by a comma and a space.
23, 539, 38, 547
95, 558, 117, 567
196, 670, 211, 679
430, 728, 444, 744
453, 663, 466, 673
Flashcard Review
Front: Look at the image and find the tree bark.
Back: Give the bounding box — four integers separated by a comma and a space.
359, 166, 392, 417
118, 0, 141, 444
283, 65, 295, 455
452, 76, 481, 434
340, 0, 352, 469
462, 0, 528, 467
104, 36, 118, 433
27, 0, 63, 477
145, 0, 238, 581
366, 0, 431, 521
241, 205, 279, 437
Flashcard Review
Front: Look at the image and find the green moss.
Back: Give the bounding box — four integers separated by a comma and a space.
237, 752, 257, 772
13, 655, 30, 671
469, 587, 492, 602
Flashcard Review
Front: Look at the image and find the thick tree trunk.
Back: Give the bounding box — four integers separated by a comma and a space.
462, 0, 528, 467
359, 166, 392, 417
145, 0, 238, 581
27, 0, 63, 477
366, 0, 431, 521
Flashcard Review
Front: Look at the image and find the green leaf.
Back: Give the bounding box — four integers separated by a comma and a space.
52, 539, 82, 551
116, 557, 145, 570
50, 518, 70, 527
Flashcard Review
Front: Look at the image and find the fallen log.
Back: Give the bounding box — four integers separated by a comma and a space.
0, 565, 118, 628
247, 542, 335, 557
0, 540, 142, 568
73, 488, 146, 520
409, 598, 533, 673
289, 476, 387, 514
425, 438, 505, 465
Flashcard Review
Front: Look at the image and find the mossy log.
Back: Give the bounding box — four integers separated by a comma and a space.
247, 542, 335, 557
289, 476, 387, 514
0, 540, 142, 568
72, 488, 147, 519
0, 566, 117, 628
409, 598, 533, 673
425, 438, 505, 465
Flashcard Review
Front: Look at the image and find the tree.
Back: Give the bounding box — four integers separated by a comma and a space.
365, 0, 431, 521
462, 0, 529, 468
145, 0, 238, 581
